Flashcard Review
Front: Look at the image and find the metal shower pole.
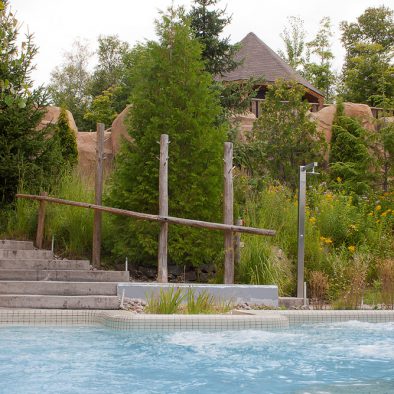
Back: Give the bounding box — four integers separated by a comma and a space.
297, 162, 318, 299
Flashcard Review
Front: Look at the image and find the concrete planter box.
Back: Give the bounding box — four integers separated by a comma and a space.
118, 283, 278, 307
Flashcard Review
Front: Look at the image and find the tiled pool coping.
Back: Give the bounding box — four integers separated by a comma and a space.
0, 309, 393, 330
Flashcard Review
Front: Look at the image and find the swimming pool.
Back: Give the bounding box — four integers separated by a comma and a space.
1, 321, 393, 394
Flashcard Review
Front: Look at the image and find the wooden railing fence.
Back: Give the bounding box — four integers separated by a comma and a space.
17, 130, 275, 284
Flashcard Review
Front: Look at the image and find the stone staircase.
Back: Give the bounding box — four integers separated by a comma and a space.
0, 240, 129, 309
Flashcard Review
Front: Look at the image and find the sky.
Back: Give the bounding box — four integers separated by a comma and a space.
11, 0, 393, 86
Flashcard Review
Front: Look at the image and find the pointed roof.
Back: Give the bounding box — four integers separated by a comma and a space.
219, 32, 324, 97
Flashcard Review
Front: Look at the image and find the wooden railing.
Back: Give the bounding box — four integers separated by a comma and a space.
16, 134, 275, 285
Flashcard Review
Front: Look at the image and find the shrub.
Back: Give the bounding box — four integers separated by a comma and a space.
378, 259, 394, 309
309, 271, 329, 309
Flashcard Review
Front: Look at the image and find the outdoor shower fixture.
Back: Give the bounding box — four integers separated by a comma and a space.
297, 162, 319, 299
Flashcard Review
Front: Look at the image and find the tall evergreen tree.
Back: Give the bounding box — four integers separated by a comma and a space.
106, 7, 226, 267
56, 108, 78, 168
189, 0, 239, 76
0, 0, 63, 207
329, 101, 375, 195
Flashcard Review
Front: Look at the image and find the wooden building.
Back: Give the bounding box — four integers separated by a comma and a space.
218, 32, 325, 115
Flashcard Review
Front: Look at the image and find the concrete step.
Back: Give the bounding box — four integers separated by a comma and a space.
0, 240, 35, 250
0, 249, 53, 259
0, 281, 117, 296
0, 295, 120, 309
0, 269, 129, 282
0, 259, 90, 270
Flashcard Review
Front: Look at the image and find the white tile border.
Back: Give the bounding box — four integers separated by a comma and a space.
0, 309, 393, 330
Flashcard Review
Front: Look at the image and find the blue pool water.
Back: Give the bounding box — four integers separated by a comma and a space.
0, 321, 394, 394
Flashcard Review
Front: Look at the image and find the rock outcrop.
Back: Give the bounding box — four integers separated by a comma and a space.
310, 103, 375, 144
77, 131, 113, 178
110, 105, 132, 154
38, 106, 78, 134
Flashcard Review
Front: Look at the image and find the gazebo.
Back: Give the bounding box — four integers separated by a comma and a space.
218, 32, 325, 116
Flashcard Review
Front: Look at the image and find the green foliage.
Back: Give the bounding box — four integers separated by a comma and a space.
377, 121, 394, 191
329, 103, 375, 194
56, 108, 78, 167
186, 289, 215, 314
1, 172, 112, 260
0, 0, 64, 208
84, 88, 117, 127
48, 39, 93, 130
145, 288, 184, 314
189, 0, 239, 76
278, 16, 306, 72
244, 79, 325, 188
88, 36, 129, 98
340, 6, 394, 106
106, 7, 226, 268
303, 17, 336, 100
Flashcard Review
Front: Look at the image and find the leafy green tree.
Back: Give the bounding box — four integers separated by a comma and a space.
0, 0, 64, 207
278, 16, 306, 73
329, 102, 375, 195
244, 79, 324, 188
56, 108, 78, 167
84, 88, 117, 127
304, 17, 336, 100
48, 39, 93, 130
88, 35, 130, 112
340, 6, 394, 106
106, 7, 226, 267
189, 0, 239, 76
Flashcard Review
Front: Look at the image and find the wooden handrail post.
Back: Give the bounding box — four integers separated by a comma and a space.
224, 142, 234, 284
234, 218, 243, 266
35, 191, 48, 249
92, 123, 104, 268
157, 134, 169, 283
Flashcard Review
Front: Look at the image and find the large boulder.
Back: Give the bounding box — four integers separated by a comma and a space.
77, 131, 113, 178
111, 105, 132, 153
310, 103, 375, 144
38, 106, 78, 134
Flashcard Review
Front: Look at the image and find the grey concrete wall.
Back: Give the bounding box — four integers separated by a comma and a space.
118, 283, 278, 307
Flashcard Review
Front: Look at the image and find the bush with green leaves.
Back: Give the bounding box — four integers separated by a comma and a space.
106, 7, 226, 268
238, 79, 325, 188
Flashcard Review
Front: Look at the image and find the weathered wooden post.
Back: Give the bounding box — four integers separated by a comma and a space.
35, 191, 48, 249
92, 123, 105, 268
234, 218, 243, 266
224, 142, 234, 284
157, 134, 169, 283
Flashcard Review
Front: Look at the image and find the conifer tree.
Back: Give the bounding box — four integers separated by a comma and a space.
107, 7, 226, 267
0, 0, 63, 207
329, 101, 375, 194
189, 0, 238, 76
56, 108, 78, 167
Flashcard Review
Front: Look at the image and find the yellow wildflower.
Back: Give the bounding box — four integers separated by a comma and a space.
376, 219, 380, 224
336, 177, 342, 183
381, 211, 388, 217
348, 245, 356, 253
349, 224, 357, 230
324, 237, 333, 244
309, 217, 316, 224
368, 212, 373, 216
375, 205, 382, 211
